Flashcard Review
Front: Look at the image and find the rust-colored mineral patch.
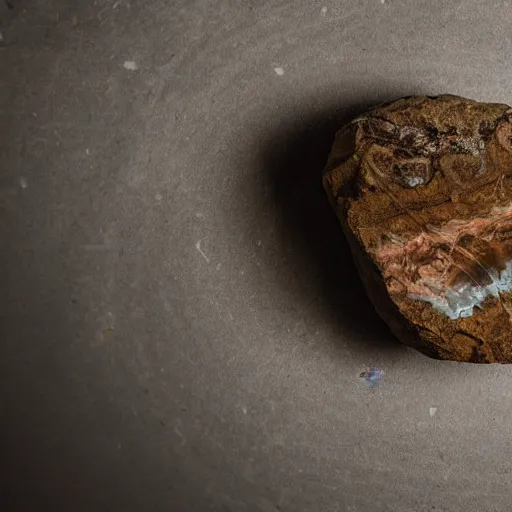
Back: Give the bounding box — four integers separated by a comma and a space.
324, 95, 512, 363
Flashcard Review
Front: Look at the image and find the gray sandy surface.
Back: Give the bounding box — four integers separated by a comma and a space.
1, 1, 512, 511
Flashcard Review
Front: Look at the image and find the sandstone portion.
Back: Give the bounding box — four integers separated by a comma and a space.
324, 95, 512, 363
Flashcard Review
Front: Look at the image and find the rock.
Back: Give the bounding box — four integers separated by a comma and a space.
323, 95, 512, 363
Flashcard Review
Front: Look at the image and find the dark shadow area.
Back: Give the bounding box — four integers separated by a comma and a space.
260, 99, 405, 352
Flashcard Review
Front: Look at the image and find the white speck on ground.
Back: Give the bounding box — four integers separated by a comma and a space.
0, 31, 4, 43
321, 6, 327, 14
429, 407, 437, 417
85, 148, 90, 155
19, 177, 28, 189
257, 240, 262, 246
174, 425, 186, 445
274, 67, 284, 76
242, 407, 248, 414
123, 60, 138, 71
195, 240, 210, 263
381, 0, 386, 3
155, 193, 163, 201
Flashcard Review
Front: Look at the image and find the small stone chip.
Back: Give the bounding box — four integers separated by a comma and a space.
360, 367, 384, 388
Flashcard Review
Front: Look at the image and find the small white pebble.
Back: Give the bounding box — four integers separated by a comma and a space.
155, 193, 163, 201
381, 0, 386, 3
257, 240, 262, 247
85, 148, 90, 155
123, 60, 138, 71
19, 177, 28, 189
242, 407, 248, 414
274, 67, 285, 76
321, 6, 327, 14
429, 407, 437, 417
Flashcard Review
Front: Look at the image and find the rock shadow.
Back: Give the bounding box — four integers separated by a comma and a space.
260, 98, 406, 353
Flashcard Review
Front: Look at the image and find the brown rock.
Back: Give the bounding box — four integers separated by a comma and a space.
323, 95, 512, 363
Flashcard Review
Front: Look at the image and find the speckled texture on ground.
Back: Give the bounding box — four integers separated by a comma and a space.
3, 1, 512, 511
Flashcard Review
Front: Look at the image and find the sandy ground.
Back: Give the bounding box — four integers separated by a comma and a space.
2, 1, 512, 510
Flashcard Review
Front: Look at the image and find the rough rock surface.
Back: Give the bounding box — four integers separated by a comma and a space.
323, 95, 512, 363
